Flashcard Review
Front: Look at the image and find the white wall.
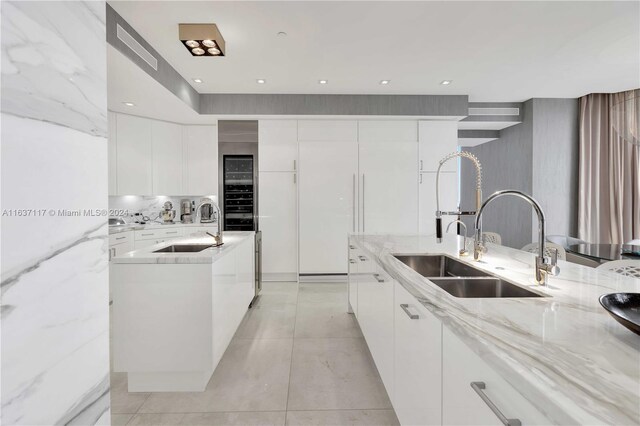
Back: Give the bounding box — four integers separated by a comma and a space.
1, 2, 110, 424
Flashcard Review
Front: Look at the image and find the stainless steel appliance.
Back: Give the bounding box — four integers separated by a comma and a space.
180, 199, 193, 223
198, 197, 215, 223
251, 230, 262, 307
160, 201, 176, 224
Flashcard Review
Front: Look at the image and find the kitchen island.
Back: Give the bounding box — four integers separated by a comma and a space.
348, 234, 640, 425
111, 231, 255, 392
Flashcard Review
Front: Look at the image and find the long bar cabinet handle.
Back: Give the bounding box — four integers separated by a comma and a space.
470, 382, 522, 426
400, 304, 419, 319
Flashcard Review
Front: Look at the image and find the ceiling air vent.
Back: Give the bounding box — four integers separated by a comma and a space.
116, 24, 158, 71
468, 107, 520, 116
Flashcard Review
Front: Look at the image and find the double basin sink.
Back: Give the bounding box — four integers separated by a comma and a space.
393, 254, 543, 298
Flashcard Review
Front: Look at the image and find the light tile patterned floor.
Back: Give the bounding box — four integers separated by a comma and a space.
110, 281, 399, 426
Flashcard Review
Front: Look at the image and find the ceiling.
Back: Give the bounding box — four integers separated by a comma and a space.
109, 1, 639, 102
107, 46, 216, 124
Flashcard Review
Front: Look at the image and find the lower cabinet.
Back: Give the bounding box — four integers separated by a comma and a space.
394, 283, 442, 426
259, 171, 298, 281
109, 232, 133, 261
357, 259, 395, 400
442, 326, 551, 426
350, 244, 551, 426
212, 236, 254, 367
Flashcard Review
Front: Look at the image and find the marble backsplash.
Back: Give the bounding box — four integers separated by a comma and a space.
1, 2, 110, 425
109, 195, 220, 224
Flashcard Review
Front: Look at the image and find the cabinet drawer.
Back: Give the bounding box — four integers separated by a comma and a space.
109, 232, 132, 246
443, 327, 551, 425
134, 227, 184, 241
157, 227, 184, 238
184, 226, 218, 237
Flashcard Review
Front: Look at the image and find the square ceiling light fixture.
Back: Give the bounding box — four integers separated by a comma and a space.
179, 23, 226, 56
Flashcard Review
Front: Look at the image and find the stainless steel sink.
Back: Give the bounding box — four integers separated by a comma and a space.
428, 277, 542, 298
153, 244, 215, 253
394, 255, 491, 278
393, 254, 544, 298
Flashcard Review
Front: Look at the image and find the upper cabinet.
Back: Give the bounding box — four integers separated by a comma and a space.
152, 120, 183, 195
183, 125, 218, 196
258, 120, 298, 172
116, 114, 153, 195
108, 112, 218, 196
298, 120, 358, 141
358, 120, 418, 142
358, 121, 419, 234
419, 121, 458, 172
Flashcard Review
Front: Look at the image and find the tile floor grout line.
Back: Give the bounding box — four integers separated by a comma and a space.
284, 280, 301, 422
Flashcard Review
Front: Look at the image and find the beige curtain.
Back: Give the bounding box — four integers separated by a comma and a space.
578, 89, 640, 244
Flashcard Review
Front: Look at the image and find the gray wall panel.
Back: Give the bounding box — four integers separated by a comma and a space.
460, 98, 579, 249
200, 93, 468, 117
461, 100, 534, 249
531, 98, 579, 239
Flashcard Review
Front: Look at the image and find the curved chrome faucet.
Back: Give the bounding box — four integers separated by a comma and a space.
474, 190, 559, 285
197, 201, 224, 246
435, 151, 483, 243
446, 219, 469, 256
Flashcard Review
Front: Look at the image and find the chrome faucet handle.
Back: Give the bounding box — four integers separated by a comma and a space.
545, 248, 560, 276
446, 220, 469, 256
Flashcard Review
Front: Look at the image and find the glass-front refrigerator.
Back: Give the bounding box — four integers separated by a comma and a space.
223, 155, 255, 231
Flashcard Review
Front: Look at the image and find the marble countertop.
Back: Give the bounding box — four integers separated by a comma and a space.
111, 231, 254, 264
108, 221, 220, 235
351, 234, 640, 425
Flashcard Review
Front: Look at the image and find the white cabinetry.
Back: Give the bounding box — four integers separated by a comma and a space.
442, 327, 551, 426
299, 121, 358, 275
298, 120, 358, 142
419, 121, 458, 172
357, 260, 395, 400
358, 121, 418, 234
108, 112, 218, 196
108, 111, 118, 195
109, 232, 133, 261
212, 236, 255, 367
133, 228, 185, 249
419, 172, 458, 235
394, 283, 442, 426
116, 114, 153, 195
259, 172, 298, 281
257, 120, 298, 281
183, 125, 218, 196
258, 120, 298, 172
152, 121, 183, 195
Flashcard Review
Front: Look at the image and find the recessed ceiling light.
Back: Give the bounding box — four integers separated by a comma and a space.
318, 80, 328, 84
380, 80, 390, 85
440, 80, 452, 85
123, 102, 135, 107
277, 31, 287, 37
256, 79, 266, 84
193, 78, 203, 83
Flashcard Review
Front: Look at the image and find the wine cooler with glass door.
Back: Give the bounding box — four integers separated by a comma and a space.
222, 155, 255, 231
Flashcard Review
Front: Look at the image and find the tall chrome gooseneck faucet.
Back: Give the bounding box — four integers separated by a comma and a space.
474, 190, 559, 285
435, 151, 483, 243
197, 200, 224, 246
